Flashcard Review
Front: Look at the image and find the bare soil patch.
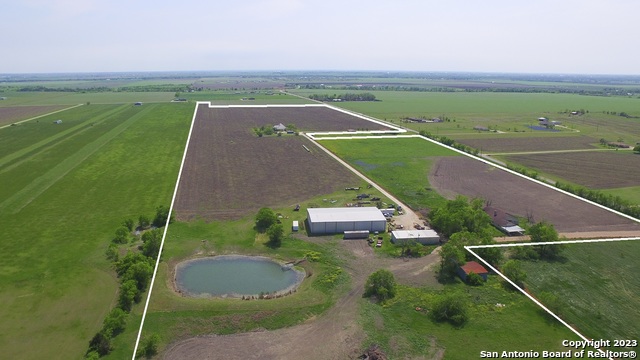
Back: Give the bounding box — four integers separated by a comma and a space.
175, 105, 392, 220
456, 136, 598, 153
0, 105, 66, 126
428, 156, 640, 233
505, 151, 640, 189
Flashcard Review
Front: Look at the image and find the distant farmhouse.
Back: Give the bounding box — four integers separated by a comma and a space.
273, 123, 287, 132
484, 206, 525, 236
538, 117, 561, 128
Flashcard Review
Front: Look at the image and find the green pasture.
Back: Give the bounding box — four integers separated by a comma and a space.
519, 240, 640, 348
601, 186, 640, 205
291, 90, 640, 140
181, 90, 311, 104
319, 137, 458, 211
360, 280, 580, 359
132, 209, 350, 358
0, 102, 193, 359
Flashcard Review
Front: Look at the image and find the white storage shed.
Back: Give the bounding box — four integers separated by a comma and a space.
391, 230, 440, 245
307, 207, 386, 235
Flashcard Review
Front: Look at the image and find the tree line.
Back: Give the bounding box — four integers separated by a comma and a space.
308, 92, 377, 102
86, 205, 173, 359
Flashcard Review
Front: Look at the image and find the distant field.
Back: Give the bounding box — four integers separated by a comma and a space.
520, 240, 640, 347
0, 90, 175, 105
0, 102, 193, 359
505, 151, 640, 189
180, 91, 311, 104
319, 137, 459, 211
0, 105, 68, 126
456, 136, 599, 153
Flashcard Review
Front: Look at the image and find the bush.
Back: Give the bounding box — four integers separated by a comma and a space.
255, 208, 277, 231
266, 223, 284, 248
137, 334, 160, 359
152, 205, 174, 227
430, 292, 469, 327
364, 269, 397, 301
466, 271, 484, 286
138, 215, 151, 229
113, 227, 130, 244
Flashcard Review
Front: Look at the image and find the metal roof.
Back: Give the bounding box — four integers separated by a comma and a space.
307, 207, 386, 223
391, 230, 439, 239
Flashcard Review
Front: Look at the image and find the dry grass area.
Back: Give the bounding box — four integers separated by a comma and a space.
456, 136, 598, 153
428, 156, 640, 233
174, 105, 390, 220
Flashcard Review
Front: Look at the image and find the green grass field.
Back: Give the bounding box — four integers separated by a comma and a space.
360, 280, 580, 359
0, 102, 193, 359
519, 241, 640, 347
319, 137, 459, 211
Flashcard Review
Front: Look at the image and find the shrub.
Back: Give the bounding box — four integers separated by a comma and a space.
430, 292, 469, 327
364, 269, 397, 301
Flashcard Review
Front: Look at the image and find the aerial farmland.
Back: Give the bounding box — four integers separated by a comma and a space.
1, 72, 639, 360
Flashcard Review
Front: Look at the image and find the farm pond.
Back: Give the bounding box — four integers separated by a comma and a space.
174, 255, 305, 298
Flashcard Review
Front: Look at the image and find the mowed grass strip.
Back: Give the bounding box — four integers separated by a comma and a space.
0, 104, 153, 214
520, 241, 640, 345
319, 137, 458, 210
0, 102, 193, 360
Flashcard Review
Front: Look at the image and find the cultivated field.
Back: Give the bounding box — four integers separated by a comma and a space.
174, 104, 390, 220
428, 156, 640, 233
456, 136, 599, 153
0, 105, 67, 126
505, 151, 640, 189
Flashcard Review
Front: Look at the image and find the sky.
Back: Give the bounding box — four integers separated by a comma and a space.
1, 0, 639, 75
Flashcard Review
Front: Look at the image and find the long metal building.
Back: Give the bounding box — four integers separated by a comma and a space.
307, 207, 387, 235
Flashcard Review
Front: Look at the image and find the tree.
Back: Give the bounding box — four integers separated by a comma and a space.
88, 331, 112, 356
266, 223, 284, 248
118, 280, 139, 311
142, 228, 162, 259
123, 261, 153, 291
501, 260, 527, 289
152, 205, 174, 227
123, 218, 135, 231
438, 241, 465, 279
106, 243, 119, 262
634, 145, 640, 154
363, 269, 397, 301
430, 292, 469, 327
255, 208, 277, 231
138, 215, 151, 229
528, 221, 566, 260
428, 196, 492, 238
137, 333, 160, 359
113, 226, 130, 244
102, 308, 127, 338
537, 291, 565, 318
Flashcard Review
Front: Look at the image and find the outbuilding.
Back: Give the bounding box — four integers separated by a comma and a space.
390, 230, 440, 245
484, 206, 525, 236
457, 261, 489, 281
273, 123, 287, 132
306, 207, 386, 235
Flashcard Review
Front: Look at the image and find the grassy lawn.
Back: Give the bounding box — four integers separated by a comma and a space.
360, 279, 580, 359
319, 137, 458, 211
519, 241, 640, 348
0, 102, 193, 359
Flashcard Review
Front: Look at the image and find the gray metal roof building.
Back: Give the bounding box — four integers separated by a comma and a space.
391, 230, 440, 245
307, 207, 387, 235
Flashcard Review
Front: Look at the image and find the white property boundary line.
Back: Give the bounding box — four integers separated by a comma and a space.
466, 237, 640, 360
131, 101, 199, 359
133, 101, 640, 358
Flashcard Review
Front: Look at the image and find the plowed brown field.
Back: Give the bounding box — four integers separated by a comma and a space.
174, 105, 388, 220
505, 151, 640, 189
0, 105, 66, 126
428, 156, 640, 233
456, 136, 598, 153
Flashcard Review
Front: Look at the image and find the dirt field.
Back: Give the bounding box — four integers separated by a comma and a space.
0, 105, 66, 126
162, 239, 442, 360
455, 136, 598, 153
505, 151, 640, 189
428, 156, 640, 234
174, 105, 389, 220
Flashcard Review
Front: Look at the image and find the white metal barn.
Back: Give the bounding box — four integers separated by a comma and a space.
391, 230, 440, 245
307, 207, 387, 235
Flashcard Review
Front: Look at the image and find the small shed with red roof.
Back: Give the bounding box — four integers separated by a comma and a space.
457, 261, 489, 282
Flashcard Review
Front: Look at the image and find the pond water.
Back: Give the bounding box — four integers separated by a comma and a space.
175, 255, 305, 298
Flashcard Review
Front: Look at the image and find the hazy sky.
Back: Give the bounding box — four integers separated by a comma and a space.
2, 0, 638, 74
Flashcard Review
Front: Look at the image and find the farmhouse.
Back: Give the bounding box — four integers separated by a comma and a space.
273, 123, 287, 132
538, 117, 561, 128
306, 207, 387, 235
457, 261, 489, 281
473, 125, 489, 131
484, 206, 525, 236
390, 229, 440, 245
